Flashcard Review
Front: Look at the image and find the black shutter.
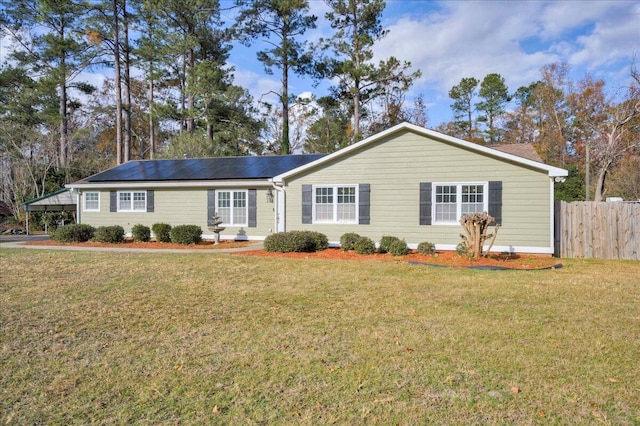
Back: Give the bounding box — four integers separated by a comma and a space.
207, 189, 215, 226
110, 190, 117, 212
302, 185, 312, 224
248, 189, 257, 227
358, 184, 370, 225
488, 181, 502, 225
146, 190, 154, 212
419, 182, 432, 225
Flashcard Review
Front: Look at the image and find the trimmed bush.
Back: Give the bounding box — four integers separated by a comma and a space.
131, 224, 151, 242
170, 225, 203, 245
353, 236, 376, 255
264, 231, 328, 253
340, 232, 361, 252
387, 239, 409, 256
152, 223, 172, 243
93, 225, 125, 243
456, 242, 468, 257
307, 231, 329, 251
417, 241, 436, 255
52, 224, 95, 242
378, 235, 400, 254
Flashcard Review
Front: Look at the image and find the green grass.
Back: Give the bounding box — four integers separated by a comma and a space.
1, 249, 639, 425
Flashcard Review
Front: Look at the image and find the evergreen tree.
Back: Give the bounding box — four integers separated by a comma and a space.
2, 0, 97, 170
320, 0, 420, 142
235, 0, 317, 154
448, 77, 478, 141
476, 73, 509, 144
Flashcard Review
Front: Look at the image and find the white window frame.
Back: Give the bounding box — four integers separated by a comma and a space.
432, 182, 488, 225
83, 191, 100, 212
117, 190, 147, 212
312, 184, 358, 224
216, 190, 248, 226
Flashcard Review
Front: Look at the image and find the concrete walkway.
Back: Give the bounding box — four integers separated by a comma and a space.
0, 235, 264, 254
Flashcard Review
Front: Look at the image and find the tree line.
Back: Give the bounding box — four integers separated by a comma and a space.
1, 0, 639, 225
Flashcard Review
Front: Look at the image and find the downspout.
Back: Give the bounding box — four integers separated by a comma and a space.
70, 188, 81, 225
272, 180, 286, 233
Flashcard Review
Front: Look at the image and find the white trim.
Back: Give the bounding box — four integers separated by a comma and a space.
273, 122, 568, 182
312, 184, 359, 224
326, 241, 553, 254
549, 178, 555, 253
433, 244, 554, 255
117, 190, 147, 212
67, 179, 272, 190
432, 182, 488, 225
83, 191, 100, 212
216, 189, 248, 227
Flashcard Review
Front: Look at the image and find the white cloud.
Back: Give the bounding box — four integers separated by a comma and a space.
374, 0, 638, 99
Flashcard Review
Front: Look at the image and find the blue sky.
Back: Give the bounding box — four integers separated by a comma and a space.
227, 0, 640, 126
2, 0, 638, 129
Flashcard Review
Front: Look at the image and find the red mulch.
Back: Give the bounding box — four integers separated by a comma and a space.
234, 248, 562, 270
23, 240, 562, 269
24, 239, 252, 250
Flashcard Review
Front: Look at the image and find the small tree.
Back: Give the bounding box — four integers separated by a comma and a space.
459, 212, 500, 259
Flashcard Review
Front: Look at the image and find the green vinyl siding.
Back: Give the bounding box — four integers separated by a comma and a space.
80, 187, 275, 240
284, 129, 552, 250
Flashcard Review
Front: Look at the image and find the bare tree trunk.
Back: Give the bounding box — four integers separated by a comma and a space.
122, 0, 131, 162
59, 66, 68, 169
148, 78, 155, 159
113, 0, 123, 164
594, 161, 611, 202
281, 59, 290, 154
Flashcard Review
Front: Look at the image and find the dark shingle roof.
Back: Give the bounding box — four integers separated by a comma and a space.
82, 155, 326, 182
491, 144, 542, 163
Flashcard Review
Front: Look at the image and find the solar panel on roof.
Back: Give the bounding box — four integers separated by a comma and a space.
83, 155, 325, 182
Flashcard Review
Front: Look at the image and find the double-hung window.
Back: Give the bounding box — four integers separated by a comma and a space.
217, 190, 247, 226
313, 185, 357, 223
118, 191, 147, 212
84, 192, 100, 211
433, 183, 486, 224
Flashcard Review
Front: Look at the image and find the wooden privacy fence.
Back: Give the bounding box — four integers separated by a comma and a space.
555, 201, 639, 260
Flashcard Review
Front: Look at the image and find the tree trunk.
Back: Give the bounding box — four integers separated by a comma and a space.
59, 63, 68, 170
122, 0, 131, 162
113, 0, 123, 164
594, 162, 611, 202
148, 78, 155, 159
281, 59, 290, 154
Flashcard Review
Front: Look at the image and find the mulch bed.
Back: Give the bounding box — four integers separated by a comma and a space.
234, 248, 563, 270
23, 239, 253, 250
23, 240, 562, 270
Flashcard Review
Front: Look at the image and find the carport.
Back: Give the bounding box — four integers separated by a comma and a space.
23, 189, 77, 235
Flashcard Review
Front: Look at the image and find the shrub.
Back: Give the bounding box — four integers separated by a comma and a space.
456, 242, 468, 257
387, 239, 409, 256
378, 235, 400, 254
52, 224, 95, 242
152, 223, 172, 243
340, 232, 361, 251
417, 241, 436, 255
131, 224, 151, 242
307, 231, 329, 251
264, 231, 328, 253
353, 236, 376, 255
93, 225, 125, 243
170, 225, 203, 245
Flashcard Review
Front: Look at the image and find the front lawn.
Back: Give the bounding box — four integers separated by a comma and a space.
1, 249, 638, 424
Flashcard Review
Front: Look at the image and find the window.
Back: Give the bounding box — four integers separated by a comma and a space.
217, 190, 247, 226
433, 183, 487, 224
118, 191, 147, 212
84, 192, 100, 211
313, 185, 357, 223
